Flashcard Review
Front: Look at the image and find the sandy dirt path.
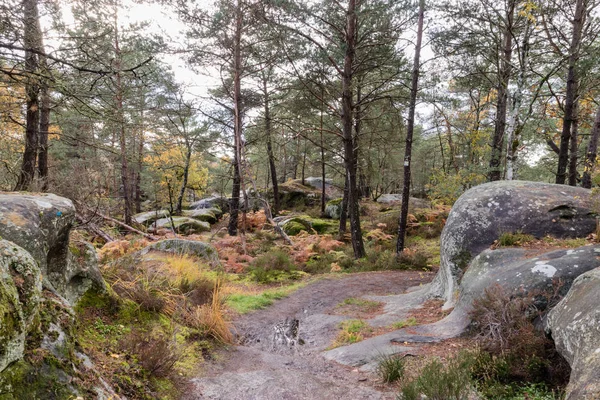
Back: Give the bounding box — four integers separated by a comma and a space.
184, 270, 434, 400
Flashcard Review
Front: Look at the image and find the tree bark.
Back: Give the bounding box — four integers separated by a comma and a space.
228, 0, 243, 236
505, 21, 531, 181
264, 78, 279, 215
488, 0, 515, 182
176, 143, 192, 215
37, 19, 50, 192
320, 91, 326, 217
15, 0, 41, 191
397, 0, 424, 254
556, 0, 584, 184
341, 0, 365, 258
581, 105, 600, 189
568, 101, 579, 186
114, 10, 132, 225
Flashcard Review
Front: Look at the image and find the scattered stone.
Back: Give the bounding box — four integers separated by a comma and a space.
547, 266, 600, 400
433, 181, 596, 308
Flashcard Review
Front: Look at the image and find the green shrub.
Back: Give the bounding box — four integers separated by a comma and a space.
401, 353, 474, 400
377, 354, 406, 384
247, 249, 299, 283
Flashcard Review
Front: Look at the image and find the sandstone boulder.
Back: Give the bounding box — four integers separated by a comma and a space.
434, 181, 596, 307
0, 240, 42, 372
151, 217, 210, 234
132, 210, 170, 226
324, 198, 343, 220
189, 195, 229, 212
547, 265, 600, 399
0, 192, 105, 303
182, 207, 222, 224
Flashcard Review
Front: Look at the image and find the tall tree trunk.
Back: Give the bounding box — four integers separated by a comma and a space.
228, 0, 243, 236
38, 75, 50, 191
568, 101, 579, 186
341, 0, 365, 258
488, 0, 515, 182
582, 105, 600, 189
135, 113, 144, 213
397, 0, 425, 254
114, 11, 132, 225
37, 23, 50, 192
506, 21, 531, 181
264, 79, 279, 215
556, 0, 584, 184
320, 88, 326, 216
339, 173, 349, 236
15, 0, 41, 191
176, 143, 192, 215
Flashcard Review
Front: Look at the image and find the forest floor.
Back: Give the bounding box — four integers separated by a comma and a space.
183, 270, 436, 400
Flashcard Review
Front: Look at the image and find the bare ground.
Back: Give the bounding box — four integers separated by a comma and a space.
184, 270, 434, 400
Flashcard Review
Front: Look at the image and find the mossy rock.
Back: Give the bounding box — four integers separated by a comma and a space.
0, 240, 43, 373
153, 217, 210, 235
280, 216, 338, 236
324, 198, 344, 219
182, 208, 221, 224
132, 210, 170, 226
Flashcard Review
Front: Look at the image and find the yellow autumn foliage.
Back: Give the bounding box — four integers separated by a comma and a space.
146, 145, 209, 205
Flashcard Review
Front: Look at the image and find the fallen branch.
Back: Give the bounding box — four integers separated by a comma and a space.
94, 211, 159, 241
75, 202, 159, 241
75, 214, 115, 243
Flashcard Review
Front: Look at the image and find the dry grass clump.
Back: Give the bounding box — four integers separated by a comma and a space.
119, 330, 180, 378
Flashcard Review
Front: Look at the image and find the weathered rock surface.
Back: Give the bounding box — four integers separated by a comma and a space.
0, 240, 42, 372
547, 266, 600, 399
151, 217, 210, 234
189, 195, 229, 212
324, 198, 343, 219
376, 194, 431, 208
434, 181, 596, 307
139, 239, 220, 267
328, 245, 600, 370
133, 209, 170, 226
278, 215, 338, 236
0, 192, 105, 303
182, 207, 222, 224
303, 176, 333, 190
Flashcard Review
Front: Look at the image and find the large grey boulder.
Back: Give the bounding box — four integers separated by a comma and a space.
376, 194, 431, 209
434, 181, 596, 307
189, 195, 229, 212
139, 239, 221, 267
324, 198, 343, 219
132, 209, 169, 226
0, 240, 42, 372
325, 245, 600, 370
182, 207, 222, 224
151, 217, 210, 234
547, 265, 600, 399
443, 245, 600, 334
303, 177, 333, 189
0, 192, 105, 303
